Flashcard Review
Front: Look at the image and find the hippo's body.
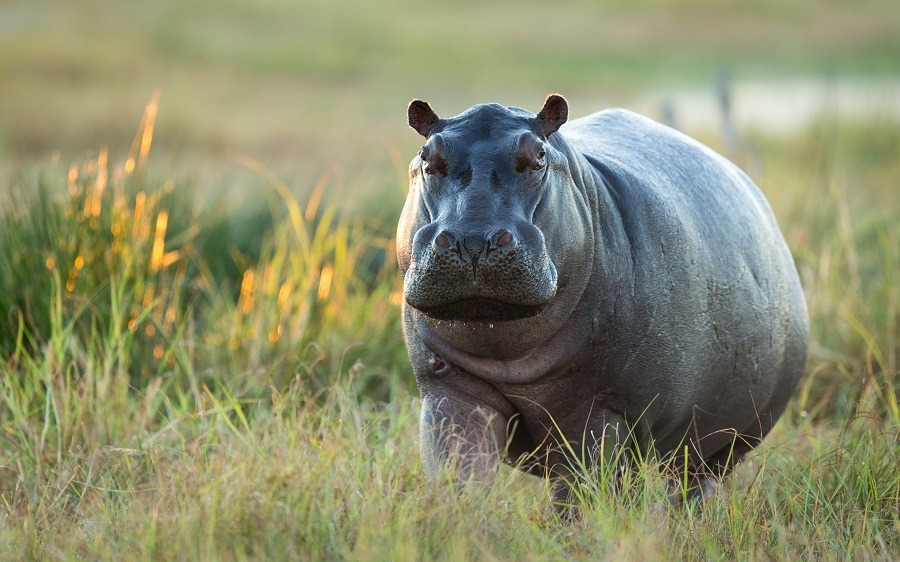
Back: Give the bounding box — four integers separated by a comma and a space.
398, 96, 808, 503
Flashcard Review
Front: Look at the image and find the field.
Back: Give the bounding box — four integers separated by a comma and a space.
1, 0, 898, 560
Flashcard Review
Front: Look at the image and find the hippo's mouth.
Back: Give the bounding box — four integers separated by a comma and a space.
413, 297, 547, 322
402, 232, 559, 322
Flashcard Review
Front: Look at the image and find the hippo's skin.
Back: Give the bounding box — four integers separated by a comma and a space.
398, 95, 808, 504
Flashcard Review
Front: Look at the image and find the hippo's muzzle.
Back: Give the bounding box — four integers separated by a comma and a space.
404, 221, 558, 321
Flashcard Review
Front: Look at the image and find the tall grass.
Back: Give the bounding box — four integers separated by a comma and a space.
758, 119, 899, 420
0, 98, 405, 396
0, 102, 897, 559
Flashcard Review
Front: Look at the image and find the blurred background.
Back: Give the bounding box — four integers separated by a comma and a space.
2, 0, 899, 186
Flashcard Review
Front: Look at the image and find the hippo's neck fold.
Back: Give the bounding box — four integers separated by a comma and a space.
411, 301, 595, 385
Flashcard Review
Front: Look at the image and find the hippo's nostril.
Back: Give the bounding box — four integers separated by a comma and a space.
495, 230, 513, 248
430, 355, 450, 376
435, 231, 453, 249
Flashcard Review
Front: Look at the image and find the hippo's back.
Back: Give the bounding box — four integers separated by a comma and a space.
560, 109, 808, 461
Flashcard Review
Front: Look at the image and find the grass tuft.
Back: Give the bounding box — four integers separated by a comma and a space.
0, 103, 897, 559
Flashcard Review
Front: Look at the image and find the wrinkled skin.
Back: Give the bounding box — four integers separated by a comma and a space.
398, 95, 809, 506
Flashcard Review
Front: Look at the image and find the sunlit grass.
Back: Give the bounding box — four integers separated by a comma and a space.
0, 99, 897, 559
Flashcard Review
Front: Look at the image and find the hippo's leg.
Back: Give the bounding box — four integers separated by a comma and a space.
419, 390, 508, 488
667, 424, 764, 506
704, 430, 762, 477
666, 472, 721, 506
549, 411, 629, 514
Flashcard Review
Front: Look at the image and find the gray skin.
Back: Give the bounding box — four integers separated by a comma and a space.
398, 95, 809, 505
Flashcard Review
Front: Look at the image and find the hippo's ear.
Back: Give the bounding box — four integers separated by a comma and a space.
536, 94, 568, 138
408, 99, 441, 138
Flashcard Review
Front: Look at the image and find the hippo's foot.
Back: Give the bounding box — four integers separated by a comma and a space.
548, 478, 581, 521
666, 471, 721, 508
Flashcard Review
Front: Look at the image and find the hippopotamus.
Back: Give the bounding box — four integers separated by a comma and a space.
397, 94, 808, 506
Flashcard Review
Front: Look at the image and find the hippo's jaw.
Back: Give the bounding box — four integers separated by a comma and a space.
413, 298, 546, 323
403, 228, 558, 322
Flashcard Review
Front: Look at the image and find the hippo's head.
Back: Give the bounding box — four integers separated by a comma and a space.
398, 95, 595, 359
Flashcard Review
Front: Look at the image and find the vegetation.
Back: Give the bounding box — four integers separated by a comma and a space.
0, 95, 896, 560
1, 0, 898, 559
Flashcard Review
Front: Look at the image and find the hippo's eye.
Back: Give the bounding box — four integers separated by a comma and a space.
421, 153, 448, 176
516, 146, 546, 173
533, 149, 546, 170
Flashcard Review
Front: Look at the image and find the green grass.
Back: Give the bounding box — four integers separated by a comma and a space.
1, 0, 898, 558
0, 97, 897, 559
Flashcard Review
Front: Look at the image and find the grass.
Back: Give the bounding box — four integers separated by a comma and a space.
0, 93, 897, 560
1, 1, 898, 558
